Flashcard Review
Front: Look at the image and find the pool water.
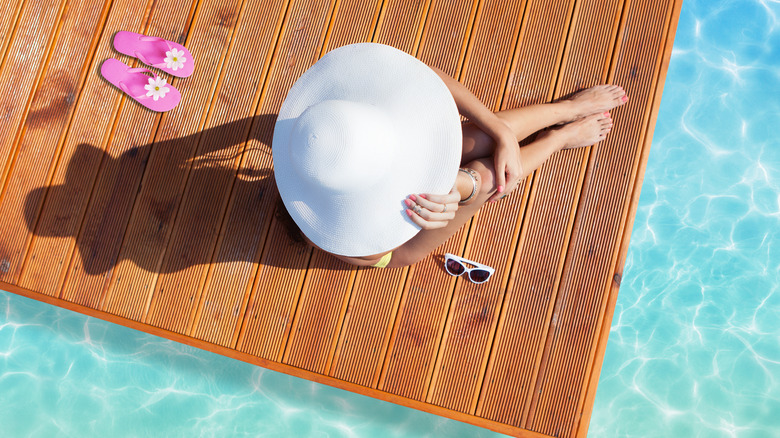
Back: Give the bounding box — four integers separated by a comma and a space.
2, 0, 779, 436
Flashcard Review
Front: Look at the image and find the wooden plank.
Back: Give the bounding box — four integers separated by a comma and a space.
475, 0, 619, 431
372, 0, 430, 55
32, 0, 197, 307
236, 219, 312, 360
522, 0, 627, 430
16, 0, 161, 297
283, 251, 356, 373
144, 0, 288, 336
322, 0, 382, 50
186, 0, 289, 347
329, 266, 407, 387
431, 0, 577, 419
234, 0, 339, 361
510, 1, 627, 433
0, 0, 110, 292
284, 0, 473, 384
528, 1, 676, 437
0, 0, 24, 72
0, 0, 65, 175
414, 0, 477, 73
95, 0, 243, 321
377, 0, 477, 402
21, 0, 188, 300
189, 0, 384, 354
0, 0, 66, 284
233, 0, 411, 364
424, 0, 527, 414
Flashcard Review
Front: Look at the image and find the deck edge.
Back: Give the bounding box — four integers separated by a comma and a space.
1, 278, 550, 438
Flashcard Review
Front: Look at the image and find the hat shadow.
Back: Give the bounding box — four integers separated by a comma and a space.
24, 114, 354, 276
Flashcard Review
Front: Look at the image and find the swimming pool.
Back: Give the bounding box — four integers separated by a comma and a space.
2, 0, 779, 436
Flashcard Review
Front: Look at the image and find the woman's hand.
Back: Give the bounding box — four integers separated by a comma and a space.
488, 122, 524, 203
405, 186, 460, 230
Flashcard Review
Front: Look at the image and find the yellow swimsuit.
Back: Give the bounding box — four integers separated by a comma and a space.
372, 252, 393, 268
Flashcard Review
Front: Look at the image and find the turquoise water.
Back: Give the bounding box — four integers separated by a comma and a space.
2, 0, 779, 436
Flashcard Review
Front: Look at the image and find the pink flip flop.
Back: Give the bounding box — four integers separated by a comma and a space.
113, 31, 194, 78
100, 58, 181, 112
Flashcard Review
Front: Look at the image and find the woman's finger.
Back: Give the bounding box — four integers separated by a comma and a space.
488, 179, 520, 203
412, 193, 458, 216
405, 198, 456, 221
406, 208, 447, 229
417, 189, 459, 206
494, 157, 506, 193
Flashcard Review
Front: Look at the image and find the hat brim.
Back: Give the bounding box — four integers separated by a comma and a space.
273, 43, 462, 257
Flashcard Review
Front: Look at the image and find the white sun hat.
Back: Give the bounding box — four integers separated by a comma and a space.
272, 43, 462, 257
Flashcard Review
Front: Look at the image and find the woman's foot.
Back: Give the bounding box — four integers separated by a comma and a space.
564, 85, 627, 121
540, 112, 614, 150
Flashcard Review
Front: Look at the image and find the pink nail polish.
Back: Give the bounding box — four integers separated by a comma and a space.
406, 209, 412, 217
410, 194, 417, 201
622, 95, 628, 102
404, 199, 413, 207
603, 112, 610, 117
420, 194, 427, 199
497, 185, 504, 193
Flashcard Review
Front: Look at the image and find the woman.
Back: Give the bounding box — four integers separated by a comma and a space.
272, 43, 626, 270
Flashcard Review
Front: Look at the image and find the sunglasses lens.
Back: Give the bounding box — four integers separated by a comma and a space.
445, 258, 465, 276
469, 269, 492, 283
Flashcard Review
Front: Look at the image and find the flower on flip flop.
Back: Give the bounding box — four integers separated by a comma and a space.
144, 76, 170, 101
164, 48, 187, 71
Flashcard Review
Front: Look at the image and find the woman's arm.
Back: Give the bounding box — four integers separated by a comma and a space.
429, 66, 522, 200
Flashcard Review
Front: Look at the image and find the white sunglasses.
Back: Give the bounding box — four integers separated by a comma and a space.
444, 253, 495, 284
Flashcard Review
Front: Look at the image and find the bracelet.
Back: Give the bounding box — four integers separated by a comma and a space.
458, 168, 478, 204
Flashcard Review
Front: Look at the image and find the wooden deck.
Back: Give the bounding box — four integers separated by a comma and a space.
0, 0, 681, 436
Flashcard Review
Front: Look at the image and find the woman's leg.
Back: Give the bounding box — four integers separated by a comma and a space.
389, 86, 626, 268
389, 113, 612, 268
461, 85, 626, 164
